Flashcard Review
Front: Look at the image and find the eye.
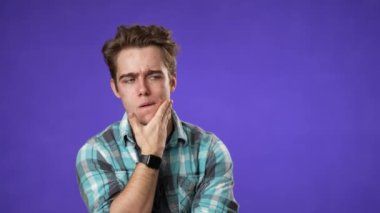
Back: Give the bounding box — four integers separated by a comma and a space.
149, 74, 163, 80
121, 78, 135, 84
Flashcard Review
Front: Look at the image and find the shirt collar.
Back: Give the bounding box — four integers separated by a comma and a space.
119, 110, 188, 147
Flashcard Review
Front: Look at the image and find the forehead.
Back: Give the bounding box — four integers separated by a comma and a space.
115, 46, 165, 75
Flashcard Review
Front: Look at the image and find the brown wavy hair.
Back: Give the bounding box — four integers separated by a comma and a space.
102, 25, 179, 80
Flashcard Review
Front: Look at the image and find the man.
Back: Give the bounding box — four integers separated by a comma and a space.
76, 25, 238, 213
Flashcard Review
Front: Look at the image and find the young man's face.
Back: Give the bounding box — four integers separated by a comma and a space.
111, 46, 176, 125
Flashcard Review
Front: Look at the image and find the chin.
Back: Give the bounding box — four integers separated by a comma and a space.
137, 113, 154, 125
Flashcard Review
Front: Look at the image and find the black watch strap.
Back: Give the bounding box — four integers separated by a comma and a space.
139, 154, 162, 169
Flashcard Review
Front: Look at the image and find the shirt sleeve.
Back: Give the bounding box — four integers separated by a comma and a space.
192, 139, 239, 212
76, 142, 123, 213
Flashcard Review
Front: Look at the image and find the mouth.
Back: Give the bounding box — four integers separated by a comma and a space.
139, 102, 156, 108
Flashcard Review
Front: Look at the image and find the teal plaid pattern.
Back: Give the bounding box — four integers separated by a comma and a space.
76, 111, 238, 212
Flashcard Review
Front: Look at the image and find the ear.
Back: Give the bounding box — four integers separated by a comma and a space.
110, 78, 121, 98
169, 74, 177, 93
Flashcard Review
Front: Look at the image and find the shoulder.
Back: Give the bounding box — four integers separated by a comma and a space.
181, 121, 219, 144
76, 121, 121, 163
179, 121, 234, 177
180, 121, 230, 155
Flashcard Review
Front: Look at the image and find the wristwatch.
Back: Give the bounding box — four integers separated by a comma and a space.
139, 154, 162, 170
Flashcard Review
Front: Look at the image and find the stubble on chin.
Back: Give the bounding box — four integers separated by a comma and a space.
137, 113, 153, 126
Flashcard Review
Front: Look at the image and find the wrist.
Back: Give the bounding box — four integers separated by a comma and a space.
141, 149, 164, 158
139, 154, 162, 170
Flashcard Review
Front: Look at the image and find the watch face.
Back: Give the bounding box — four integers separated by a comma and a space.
149, 155, 161, 167
141, 155, 161, 169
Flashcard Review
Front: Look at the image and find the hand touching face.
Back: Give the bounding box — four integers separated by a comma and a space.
128, 99, 173, 157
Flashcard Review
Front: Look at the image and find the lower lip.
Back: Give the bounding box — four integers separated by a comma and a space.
140, 104, 155, 109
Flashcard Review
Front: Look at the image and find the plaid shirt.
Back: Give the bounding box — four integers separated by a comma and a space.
76, 111, 238, 212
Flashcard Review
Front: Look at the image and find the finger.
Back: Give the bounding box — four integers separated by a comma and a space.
162, 100, 173, 123
163, 107, 172, 126
151, 99, 170, 123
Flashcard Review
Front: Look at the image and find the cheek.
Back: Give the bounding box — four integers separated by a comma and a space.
119, 91, 136, 108
121, 99, 132, 111
151, 82, 170, 97
160, 86, 171, 99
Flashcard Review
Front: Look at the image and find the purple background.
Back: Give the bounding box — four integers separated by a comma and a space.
1, 0, 379, 212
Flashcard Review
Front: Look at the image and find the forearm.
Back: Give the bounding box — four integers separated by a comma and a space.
110, 100, 171, 212
110, 163, 159, 213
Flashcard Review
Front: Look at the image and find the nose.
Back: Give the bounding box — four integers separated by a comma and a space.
137, 78, 150, 96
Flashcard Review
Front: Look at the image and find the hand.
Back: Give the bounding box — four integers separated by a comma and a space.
128, 100, 173, 157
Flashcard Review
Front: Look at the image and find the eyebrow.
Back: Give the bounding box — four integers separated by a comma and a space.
118, 70, 163, 81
